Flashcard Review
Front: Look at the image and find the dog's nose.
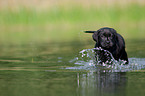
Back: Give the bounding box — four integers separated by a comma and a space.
106, 41, 110, 44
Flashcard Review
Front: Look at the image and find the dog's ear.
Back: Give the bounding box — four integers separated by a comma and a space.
92, 30, 100, 42
110, 28, 118, 43
111, 28, 125, 48
113, 30, 125, 56
116, 34, 125, 48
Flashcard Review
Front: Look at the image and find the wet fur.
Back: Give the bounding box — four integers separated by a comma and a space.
91, 27, 128, 64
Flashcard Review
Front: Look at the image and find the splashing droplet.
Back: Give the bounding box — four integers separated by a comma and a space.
67, 48, 145, 72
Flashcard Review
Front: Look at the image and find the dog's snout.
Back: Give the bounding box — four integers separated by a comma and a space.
106, 40, 110, 44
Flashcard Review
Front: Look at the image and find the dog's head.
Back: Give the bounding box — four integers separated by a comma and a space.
92, 27, 118, 49
84, 27, 128, 63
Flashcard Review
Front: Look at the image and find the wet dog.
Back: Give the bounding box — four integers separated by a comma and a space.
85, 27, 128, 64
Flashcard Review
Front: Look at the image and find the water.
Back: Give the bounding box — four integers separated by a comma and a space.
0, 40, 145, 96
67, 48, 145, 72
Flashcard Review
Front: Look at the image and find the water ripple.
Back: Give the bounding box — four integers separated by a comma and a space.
67, 48, 145, 72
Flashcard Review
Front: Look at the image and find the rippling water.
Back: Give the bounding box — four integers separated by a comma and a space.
67, 48, 145, 72
0, 40, 145, 96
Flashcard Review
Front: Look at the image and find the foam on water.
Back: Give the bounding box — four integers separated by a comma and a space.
67, 48, 145, 72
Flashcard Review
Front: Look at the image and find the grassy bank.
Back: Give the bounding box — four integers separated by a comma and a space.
0, 4, 145, 44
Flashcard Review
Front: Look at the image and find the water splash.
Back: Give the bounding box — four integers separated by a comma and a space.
67, 48, 145, 72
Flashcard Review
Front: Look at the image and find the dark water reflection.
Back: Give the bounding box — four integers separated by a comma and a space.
0, 40, 145, 96
77, 72, 127, 96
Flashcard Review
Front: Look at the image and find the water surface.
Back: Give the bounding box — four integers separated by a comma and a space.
0, 40, 145, 96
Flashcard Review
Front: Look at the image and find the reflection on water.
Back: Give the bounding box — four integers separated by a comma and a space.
77, 72, 127, 96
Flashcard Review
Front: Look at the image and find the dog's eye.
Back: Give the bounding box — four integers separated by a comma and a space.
108, 34, 111, 37
109, 34, 113, 37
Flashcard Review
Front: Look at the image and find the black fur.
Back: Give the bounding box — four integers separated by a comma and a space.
86, 27, 128, 64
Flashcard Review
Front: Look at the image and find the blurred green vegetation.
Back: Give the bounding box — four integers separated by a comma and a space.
1, 5, 145, 24
0, 3, 145, 44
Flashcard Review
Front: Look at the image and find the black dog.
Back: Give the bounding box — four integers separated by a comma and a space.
85, 27, 128, 64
